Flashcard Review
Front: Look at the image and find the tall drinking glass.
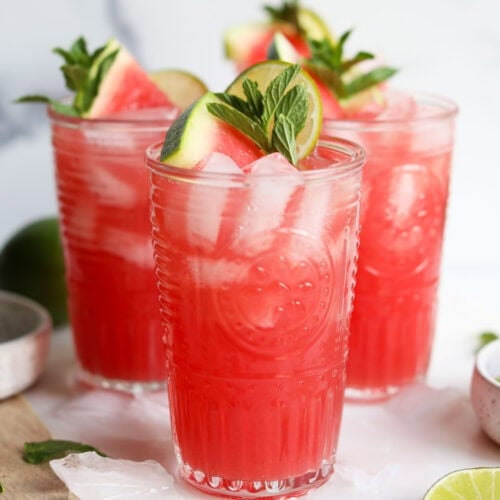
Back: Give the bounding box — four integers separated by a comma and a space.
324, 92, 458, 400
148, 137, 365, 498
49, 107, 176, 392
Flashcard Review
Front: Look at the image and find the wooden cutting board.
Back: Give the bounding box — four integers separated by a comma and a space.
0, 395, 69, 499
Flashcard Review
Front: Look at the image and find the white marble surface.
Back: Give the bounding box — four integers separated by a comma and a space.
25, 275, 500, 499
0, 0, 500, 273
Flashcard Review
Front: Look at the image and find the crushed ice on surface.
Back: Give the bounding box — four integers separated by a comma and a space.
50, 452, 182, 499
41, 384, 499, 499
327, 384, 499, 499
48, 390, 174, 465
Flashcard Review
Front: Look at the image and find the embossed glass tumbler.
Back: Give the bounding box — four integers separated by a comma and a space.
148, 137, 364, 498
50, 107, 176, 392
324, 93, 458, 400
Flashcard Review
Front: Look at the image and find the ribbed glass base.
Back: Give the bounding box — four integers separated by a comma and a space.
179, 459, 334, 498
345, 384, 404, 402
76, 366, 165, 394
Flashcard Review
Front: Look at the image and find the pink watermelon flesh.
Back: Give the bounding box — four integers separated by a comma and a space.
235, 26, 311, 72
88, 49, 175, 118
213, 122, 262, 167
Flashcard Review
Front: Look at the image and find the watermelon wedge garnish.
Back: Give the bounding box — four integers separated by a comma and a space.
160, 62, 323, 169
224, 1, 332, 71
17, 37, 207, 118
86, 39, 173, 118
160, 93, 262, 169
225, 1, 398, 119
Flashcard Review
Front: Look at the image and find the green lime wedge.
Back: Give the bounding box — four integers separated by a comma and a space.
298, 7, 335, 42
424, 468, 500, 500
226, 60, 323, 161
150, 69, 208, 110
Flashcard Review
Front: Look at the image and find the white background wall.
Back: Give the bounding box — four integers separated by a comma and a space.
1, 0, 499, 276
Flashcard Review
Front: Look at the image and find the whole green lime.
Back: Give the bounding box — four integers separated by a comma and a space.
0, 217, 68, 326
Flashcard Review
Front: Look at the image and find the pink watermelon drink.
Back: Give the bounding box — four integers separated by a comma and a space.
51, 108, 175, 389
325, 92, 457, 399
21, 37, 207, 390
149, 63, 365, 497
226, 3, 458, 399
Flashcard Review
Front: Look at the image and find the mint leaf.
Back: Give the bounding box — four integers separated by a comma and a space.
23, 440, 106, 465
17, 37, 120, 117
0, 481, 3, 493
272, 114, 298, 164
50, 101, 80, 117
207, 103, 270, 151
264, 0, 302, 35
306, 33, 397, 99
16, 95, 51, 104
213, 92, 254, 118
79, 48, 119, 113
242, 78, 264, 118
207, 64, 309, 165
275, 85, 307, 134
343, 67, 397, 98
61, 64, 87, 92
262, 64, 300, 128
52, 48, 74, 65
341, 51, 374, 73
476, 331, 499, 352
15, 96, 79, 117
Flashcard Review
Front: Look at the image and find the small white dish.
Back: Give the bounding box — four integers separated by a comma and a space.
470, 338, 500, 445
0, 290, 52, 399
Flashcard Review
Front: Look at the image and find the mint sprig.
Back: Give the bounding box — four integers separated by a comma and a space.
207, 64, 307, 165
476, 331, 499, 353
17, 37, 120, 117
305, 32, 397, 99
264, 0, 303, 35
23, 439, 107, 464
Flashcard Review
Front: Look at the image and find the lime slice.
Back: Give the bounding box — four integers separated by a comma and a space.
298, 8, 334, 42
226, 60, 323, 161
149, 69, 208, 110
424, 468, 500, 500
0, 217, 67, 326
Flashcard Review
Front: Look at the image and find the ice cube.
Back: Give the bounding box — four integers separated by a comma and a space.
390, 165, 420, 220
50, 452, 182, 500
411, 117, 455, 155
49, 391, 174, 465
376, 91, 418, 120
294, 180, 334, 241
186, 153, 243, 251
235, 153, 303, 254
188, 256, 249, 288
90, 164, 137, 208
64, 201, 97, 247
100, 228, 154, 268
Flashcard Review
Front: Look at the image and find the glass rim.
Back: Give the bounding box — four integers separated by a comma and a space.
324, 91, 458, 131
146, 136, 365, 183
47, 102, 178, 131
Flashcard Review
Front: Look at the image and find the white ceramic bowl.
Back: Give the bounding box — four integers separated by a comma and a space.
470, 339, 500, 445
0, 290, 52, 399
